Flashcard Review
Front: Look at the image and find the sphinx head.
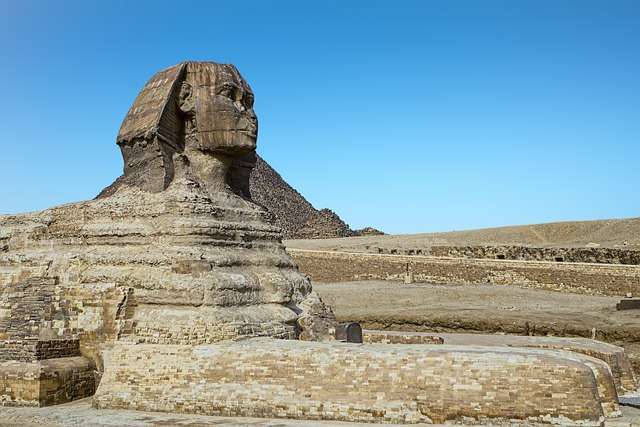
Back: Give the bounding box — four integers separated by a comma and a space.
108, 61, 258, 197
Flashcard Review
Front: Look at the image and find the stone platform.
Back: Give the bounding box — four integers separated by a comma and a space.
363, 330, 638, 395
94, 338, 620, 425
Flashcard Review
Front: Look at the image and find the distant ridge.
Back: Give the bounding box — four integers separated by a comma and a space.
286, 217, 640, 251
411, 218, 640, 249
249, 155, 354, 239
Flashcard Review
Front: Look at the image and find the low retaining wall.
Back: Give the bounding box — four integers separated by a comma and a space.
372, 245, 640, 265
94, 338, 619, 425
363, 330, 444, 345
289, 249, 640, 296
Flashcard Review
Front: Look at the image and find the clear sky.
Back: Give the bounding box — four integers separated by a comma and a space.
1, 1, 638, 234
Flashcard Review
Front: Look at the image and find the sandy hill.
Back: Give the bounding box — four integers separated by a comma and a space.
286, 217, 640, 251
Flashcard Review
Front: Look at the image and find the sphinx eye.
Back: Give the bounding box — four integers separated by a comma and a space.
217, 84, 235, 99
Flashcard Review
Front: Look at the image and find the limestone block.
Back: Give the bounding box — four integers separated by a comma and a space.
0, 356, 95, 407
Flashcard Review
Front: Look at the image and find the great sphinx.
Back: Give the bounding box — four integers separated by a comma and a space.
0, 62, 335, 404
0, 61, 632, 424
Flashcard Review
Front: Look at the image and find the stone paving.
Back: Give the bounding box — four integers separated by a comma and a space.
2, 398, 640, 427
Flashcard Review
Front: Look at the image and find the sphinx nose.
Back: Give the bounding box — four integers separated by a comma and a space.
234, 100, 246, 112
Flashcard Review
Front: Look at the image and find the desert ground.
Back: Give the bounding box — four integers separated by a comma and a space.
289, 219, 640, 371
314, 280, 640, 372
0, 398, 422, 426
2, 397, 640, 427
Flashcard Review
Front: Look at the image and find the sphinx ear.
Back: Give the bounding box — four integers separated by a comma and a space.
177, 82, 195, 114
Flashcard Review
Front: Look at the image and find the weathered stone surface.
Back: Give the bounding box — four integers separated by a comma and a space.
94, 339, 620, 425
363, 330, 637, 395
0, 357, 95, 407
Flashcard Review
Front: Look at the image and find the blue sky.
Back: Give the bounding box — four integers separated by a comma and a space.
1, 0, 638, 234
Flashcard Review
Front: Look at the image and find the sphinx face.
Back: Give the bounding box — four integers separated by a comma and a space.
183, 63, 258, 157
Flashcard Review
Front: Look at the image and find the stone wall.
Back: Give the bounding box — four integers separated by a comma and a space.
289, 249, 640, 296
0, 276, 98, 407
362, 330, 637, 395
367, 245, 640, 265
363, 330, 445, 345
94, 338, 620, 425
0, 339, 80, 362
0, 277, 81, 341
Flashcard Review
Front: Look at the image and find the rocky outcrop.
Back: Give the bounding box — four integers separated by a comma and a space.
353, 227, 385, 236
